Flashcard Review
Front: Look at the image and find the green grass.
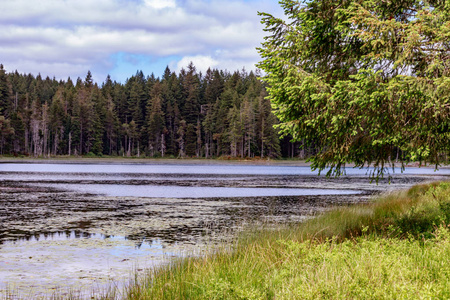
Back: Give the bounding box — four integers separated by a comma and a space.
127, 181, 450, 299
0, 285, 119, 300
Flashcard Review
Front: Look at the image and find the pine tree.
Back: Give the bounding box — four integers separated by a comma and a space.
0, 115, 14, 154
102, 75, 119, 155
177, 120, 187, 157
185, 122, 196, 157
49, 87, 66, 155
227, 105, 243, 157
0, 65, 11, 116
241, 98, 255, 157
146, 81, 165, 157
180, 62, 200, 125
89, 85, 104, 155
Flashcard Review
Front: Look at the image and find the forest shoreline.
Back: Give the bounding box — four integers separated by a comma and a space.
0, 155, 448, 169
0, 156, 311, 166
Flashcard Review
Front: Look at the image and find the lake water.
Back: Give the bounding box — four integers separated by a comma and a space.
29, 183, 362, 198
1, 162, 450, 175
1, 161, 448, 298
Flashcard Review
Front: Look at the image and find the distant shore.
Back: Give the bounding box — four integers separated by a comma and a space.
0, 155, 448, 169
0, 156, 312, 166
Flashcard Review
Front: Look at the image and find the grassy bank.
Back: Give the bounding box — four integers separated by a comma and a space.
128, 182, 450, 299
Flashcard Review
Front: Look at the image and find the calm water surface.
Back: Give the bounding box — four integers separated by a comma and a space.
1, 162, 450, 175
31, 183, 361, 198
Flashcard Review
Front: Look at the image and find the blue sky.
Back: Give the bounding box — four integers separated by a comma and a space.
0, 0, 283, 83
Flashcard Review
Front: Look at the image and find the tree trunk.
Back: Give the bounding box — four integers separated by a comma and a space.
161, 134, 165, 157
53, 131, 58, 155
25, 128, 29, 154
137, 141, 140, 157
80, 123, 83, 155
68, 132, 72, 156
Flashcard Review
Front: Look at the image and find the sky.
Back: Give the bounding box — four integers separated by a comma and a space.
0, 0, 283, 84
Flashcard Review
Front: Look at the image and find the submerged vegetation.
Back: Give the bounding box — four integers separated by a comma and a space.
127, 182, 450, 299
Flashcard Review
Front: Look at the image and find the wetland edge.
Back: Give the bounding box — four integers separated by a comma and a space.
1, 161, 448, 298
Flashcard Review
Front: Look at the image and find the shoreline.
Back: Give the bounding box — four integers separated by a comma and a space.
135, 181, 450, 299
0, 156, 448, 169
1, 160, 448, 298
0, 156, 312, 166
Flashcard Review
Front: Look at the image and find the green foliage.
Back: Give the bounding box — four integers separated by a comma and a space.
258, 0, 450, 178
0, 64, 285, 159
0, 115, 14, 154
393, 182, 450, 238
0, 64, 10, 116
299, 181, 450, 241
84, 151, 97, 158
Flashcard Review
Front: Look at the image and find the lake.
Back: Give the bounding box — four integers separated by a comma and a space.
1, 161, 449, 298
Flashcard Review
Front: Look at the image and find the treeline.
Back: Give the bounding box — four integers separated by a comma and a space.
0, 63, 306, 158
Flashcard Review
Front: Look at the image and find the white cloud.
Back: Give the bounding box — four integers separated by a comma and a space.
175, 55, 219, 74
144, 0, 176, 9
0, 0, 283, 82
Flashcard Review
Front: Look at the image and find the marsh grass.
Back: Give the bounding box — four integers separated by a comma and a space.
0, 283, 120, 300
127, 181, 450, 299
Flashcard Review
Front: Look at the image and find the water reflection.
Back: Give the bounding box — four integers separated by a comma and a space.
3, 230, 102, 243
1, 230, 167, 251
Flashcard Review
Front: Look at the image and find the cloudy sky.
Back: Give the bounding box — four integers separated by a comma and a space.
1, 0, 283, 83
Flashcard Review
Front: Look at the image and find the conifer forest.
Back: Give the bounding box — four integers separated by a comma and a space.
0, 63, 303, 159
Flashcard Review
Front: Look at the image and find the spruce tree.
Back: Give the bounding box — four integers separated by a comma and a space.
0, 65, 10, 116
259, 0, 450, 177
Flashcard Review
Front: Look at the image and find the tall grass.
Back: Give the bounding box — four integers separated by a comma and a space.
127, 181, 450, 299
0, 283, 120, 300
